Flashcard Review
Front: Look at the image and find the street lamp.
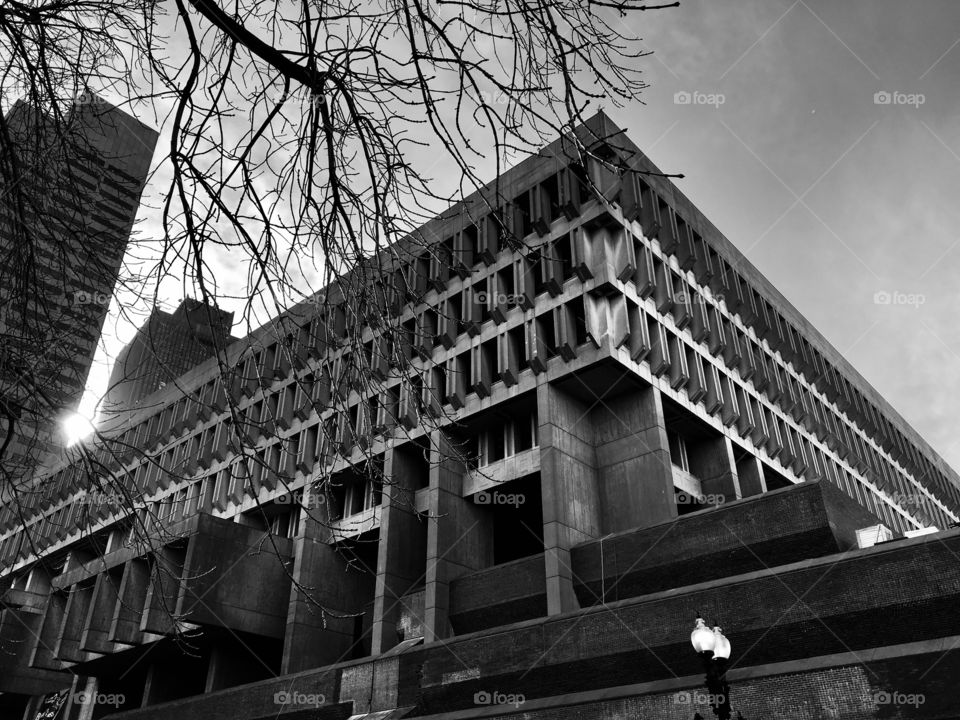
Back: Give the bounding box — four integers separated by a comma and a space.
690, 615, 733, 720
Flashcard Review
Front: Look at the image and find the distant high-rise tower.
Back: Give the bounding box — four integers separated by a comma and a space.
0, 96, 158, 478
102, 298, 235, 414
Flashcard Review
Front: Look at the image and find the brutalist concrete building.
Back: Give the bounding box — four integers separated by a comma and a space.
2, 113, 960, 719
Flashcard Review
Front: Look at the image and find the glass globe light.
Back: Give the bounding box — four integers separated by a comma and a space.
690, 616, 716, 654
712, 626, 731, 660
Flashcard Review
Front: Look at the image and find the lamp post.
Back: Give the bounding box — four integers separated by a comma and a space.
690, 615, 733, 720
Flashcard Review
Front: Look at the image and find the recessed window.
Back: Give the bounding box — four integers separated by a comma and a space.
667, 430, 689, 471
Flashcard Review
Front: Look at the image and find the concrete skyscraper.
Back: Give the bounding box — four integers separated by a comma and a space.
0, 97, 158, 477
102, 298, 235, 416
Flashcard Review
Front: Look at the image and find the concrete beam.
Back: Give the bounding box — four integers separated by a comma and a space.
177, 515, 291, 638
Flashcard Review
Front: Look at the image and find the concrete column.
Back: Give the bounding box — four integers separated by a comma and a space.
80, 569, 122, 653
29, 592, 68, 670
537, 382, 602, 616
71, 676, 98, 720
593, 384, 677, 534
423, 431, 492, 642
140, 545, 186, 635
109, 559, 149, 645
53, 583, 95, 663
281, 486, 374, 673
371, 444, 427, 654
734, 448, 767, 498
692, 435, 742, 503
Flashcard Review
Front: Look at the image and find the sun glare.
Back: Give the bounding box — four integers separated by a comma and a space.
63, 412, 95, 446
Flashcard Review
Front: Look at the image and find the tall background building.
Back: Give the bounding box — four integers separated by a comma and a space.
1, 113, 959, 719
101, 298, 235, 415
0, 96, 158, 478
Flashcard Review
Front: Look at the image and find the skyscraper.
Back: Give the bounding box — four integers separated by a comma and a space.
102, 298, 235, 416
0, 96, 158, 478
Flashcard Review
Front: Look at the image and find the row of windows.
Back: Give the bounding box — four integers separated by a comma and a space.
558, 191, 957, 530
599, 164, 959, 522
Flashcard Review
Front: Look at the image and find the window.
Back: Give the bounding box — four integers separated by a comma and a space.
340, 477, 380, 517
478, 410, 539, 466
667, 430, 689, 471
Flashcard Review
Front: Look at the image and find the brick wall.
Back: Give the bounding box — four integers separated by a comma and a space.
401, 531, 960, 715
449, 554, 546, 634
467, 654, 960, 720
444, 481, 879, 635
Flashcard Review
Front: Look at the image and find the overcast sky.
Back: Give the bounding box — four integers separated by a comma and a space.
78, 0, 960, 471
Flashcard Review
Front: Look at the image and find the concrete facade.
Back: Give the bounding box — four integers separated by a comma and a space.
2, 112, 959, 718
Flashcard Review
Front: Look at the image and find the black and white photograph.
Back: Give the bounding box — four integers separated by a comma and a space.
1, 1, 959, 718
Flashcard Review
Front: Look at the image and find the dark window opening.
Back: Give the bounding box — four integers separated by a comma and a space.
492, 474, 544, 565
